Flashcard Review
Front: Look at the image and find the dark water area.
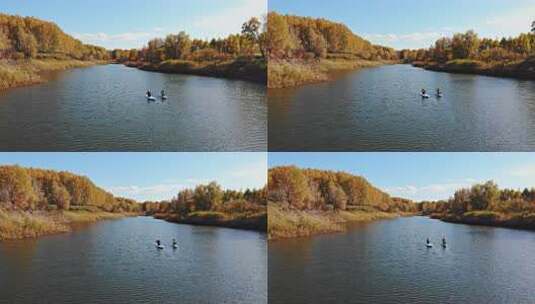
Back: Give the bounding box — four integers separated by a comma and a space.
269, 216, 535, 304
0, 65, 266, 151
0, 217, 267, 304
269, 64, 535, 151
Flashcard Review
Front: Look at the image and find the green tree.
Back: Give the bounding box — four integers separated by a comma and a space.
451, 30, 480, 59
469, 181, 499, 211
242, 17, 261, 42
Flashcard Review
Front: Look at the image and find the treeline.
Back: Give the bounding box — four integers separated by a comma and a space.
0, 14, 108, 60
420, 181, 535, 216
142, 181, 266, 217
266, 12, 397, 61
0, 165, 139, 213
268, 166, 417, 213
110, 17, 265, 64
400, 29, 535, 64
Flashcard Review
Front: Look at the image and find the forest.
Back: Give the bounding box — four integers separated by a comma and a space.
0, 165, 140, 240
401, 24, 535, 79
267, 12, 397, 88
141, 182, 267, 231
420, 181, 535, 230
0, 165, 139, 212
109, 17, 266, 83
269, 166, 416, 213
268, 166, 417, 239
0, 14, 108, 60
0, 14, 108, 90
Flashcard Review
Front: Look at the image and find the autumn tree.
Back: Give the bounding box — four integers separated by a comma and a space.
193, 182, 223, 211
266, 12, 294, 58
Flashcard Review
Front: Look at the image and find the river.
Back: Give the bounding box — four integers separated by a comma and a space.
269, 64, 535, 151
0, 216, 267, 304
268, 216, 535, 304
0, 65, 266, 151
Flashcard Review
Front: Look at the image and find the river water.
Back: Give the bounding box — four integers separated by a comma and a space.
0, 65, 266, 151
269, 64, 535, 151
0, 216, 267, 304
269, 216, 535, 304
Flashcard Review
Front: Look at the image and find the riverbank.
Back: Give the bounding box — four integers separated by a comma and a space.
268, 204, 404, 240
268, 58, 392, 89
431, 211, 535, 231
0, 209, 135, 241
154, 211, 267, 232
0, 59, 103, 91
125, 57, 266, 84
413, 57, 535, 80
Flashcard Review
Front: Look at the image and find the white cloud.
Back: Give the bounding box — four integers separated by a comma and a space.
508, 164, 535, 178
72, 0, 266, 49
364, 31, 453, 49
106, 159, 266, 202
385, 179, 479, 202
73, 31, 156, 49
228, 159, 267, 189
193, 0, 267, 39
482, 5, 535, 38
108, 182, 195, 202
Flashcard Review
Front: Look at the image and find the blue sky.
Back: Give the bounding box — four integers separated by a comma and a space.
269, 153, 535, 202
0, 153, 267, 201
270, 0, 535, 49
0, 0, 266, 49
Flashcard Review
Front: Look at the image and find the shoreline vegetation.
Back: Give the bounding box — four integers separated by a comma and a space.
0, 209, 133, 241
266, 14, 535, 88
111, 17, 266, 84
420, 181, 535, 231
0, 165, 140, 241
268, 166, 417, 240
1, 14, 266, 92
0, 14, 108, 91
0, 165, 267, 240
0, 59, 102, 91
142, 183, 267, 232
124, 57, 266, 84
401, 27, 535, 80
266, 13, 397, 89
412, 58, 535, 80
268, 203, 404, 240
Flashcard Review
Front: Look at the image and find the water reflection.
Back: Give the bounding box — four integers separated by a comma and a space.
269, 64, 535, 151
0, 65, 266, 151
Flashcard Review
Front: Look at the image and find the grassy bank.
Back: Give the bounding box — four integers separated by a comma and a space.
268, 203, 401, 240
433, 211, 535, 231
0, 209, 132, 241
154, 211, 267, 232
268, 58, 391, 89
126, 57, 266, 84
413, 57, 535, 80
0, 59, 102, 91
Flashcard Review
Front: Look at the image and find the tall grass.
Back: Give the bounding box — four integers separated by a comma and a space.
268, 204, 344, 239
0, 209, 131, 241
268, 58, 389, 89
62, 211, 127, 223
136, 57, 266, 83
268, 203, 404, 240
0, 59, 100, 91
0, 210, 69, 240
268, 61, 327, 89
